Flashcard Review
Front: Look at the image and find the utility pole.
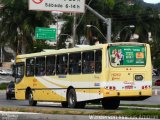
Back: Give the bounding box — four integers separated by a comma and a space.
107, 18, 111, 43
1, 45, 2, 63
85, 5, 112, 43
72, 13, 76, 47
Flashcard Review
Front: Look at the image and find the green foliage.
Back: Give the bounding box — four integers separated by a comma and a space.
0, 83, 8, 90
59, 0, 160, 68
1, 0, 160, 69
29, 40, 56, 53
0, 0, 54, 54
153, 56, 160, 68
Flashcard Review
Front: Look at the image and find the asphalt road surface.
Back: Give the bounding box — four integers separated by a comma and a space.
0, 89, 160, 120
0, 91, 160, 120
0, 90, 160, 109
0, 75, 160, 120
0, 75, 14, 83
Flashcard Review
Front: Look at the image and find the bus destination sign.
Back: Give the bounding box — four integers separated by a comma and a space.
29, 0, 85, 13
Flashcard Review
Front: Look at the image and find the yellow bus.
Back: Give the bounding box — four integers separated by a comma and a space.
13, 42, 152, 109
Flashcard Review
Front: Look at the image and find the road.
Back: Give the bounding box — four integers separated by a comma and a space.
0, 91, 160, 120
0, 75, 14, 83
0, 90, 160, 120
0, 75, 160, 120
0, 90, 160, 109
0, 74, 160, 107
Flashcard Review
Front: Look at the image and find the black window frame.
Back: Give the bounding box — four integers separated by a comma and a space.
95, 50, 102, 73
46, 55, 56, 76
56, 54, 68, 75
82, 51, 95, 74
35, 57, 46, 76
26, 58, 35, 77
69, 52, 82, 74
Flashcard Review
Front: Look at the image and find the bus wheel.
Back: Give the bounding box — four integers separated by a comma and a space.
102, 98, 120, 110
28, 91, 37, 106
67, 89, 77, 108
61, 102, 68, 108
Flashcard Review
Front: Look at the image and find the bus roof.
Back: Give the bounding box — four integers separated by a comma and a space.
16, 44, 105, 59
16, 42, 147, 59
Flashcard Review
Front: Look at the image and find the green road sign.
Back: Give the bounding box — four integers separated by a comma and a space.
35, 27, 56, 41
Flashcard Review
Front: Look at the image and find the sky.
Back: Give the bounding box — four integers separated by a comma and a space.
143, 0, 160, 4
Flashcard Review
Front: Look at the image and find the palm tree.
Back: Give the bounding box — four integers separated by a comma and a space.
0, 0, 54, 55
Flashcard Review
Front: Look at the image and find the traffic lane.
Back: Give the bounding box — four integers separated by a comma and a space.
0, 91, 102, 111
0, 89, 160, 110
121, 95, 160, 105
121, 89, 160, 105
0, 95, 160, 112
0, 75, 14, 84
0, 75, 14, 81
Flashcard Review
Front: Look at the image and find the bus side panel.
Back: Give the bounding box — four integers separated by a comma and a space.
15, 89, 25, 100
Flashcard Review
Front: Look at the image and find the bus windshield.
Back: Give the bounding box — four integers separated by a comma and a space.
109, 45, 146, 67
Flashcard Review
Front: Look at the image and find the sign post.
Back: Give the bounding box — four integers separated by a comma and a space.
35, 27, 56, 41
30, 0, 85, 46
29, 0, 85, 13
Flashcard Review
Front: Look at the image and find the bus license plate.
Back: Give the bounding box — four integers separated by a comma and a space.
125, 86, 133, 89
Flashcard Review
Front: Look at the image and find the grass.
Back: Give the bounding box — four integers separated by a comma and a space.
120, 104, 160, 108
0, 83, 8, 90
0, 107, 159, 119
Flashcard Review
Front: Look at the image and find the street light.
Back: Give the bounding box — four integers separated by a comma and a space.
56, 33, 72, 49
86, 25, 107, 41
116, 25, 135, 40
119, 25, 135, 33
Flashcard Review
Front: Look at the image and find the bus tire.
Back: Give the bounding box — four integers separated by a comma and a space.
28, 91, 37, 106
67, 89, 77, 108
102, 98, 120, 110
61, 102, 68, 108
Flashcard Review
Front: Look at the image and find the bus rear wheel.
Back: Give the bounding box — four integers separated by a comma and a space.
102, 98, 120, 110
28, 91, 37, 106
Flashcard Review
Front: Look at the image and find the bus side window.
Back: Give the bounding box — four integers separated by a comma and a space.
95, 50, 102, 73
69, 53, 81, 74
82, 51, 94, 74
56, 54, 68, 75
26, 58, 35, 76
35, 57, 45, 76
46, 56, 55, 76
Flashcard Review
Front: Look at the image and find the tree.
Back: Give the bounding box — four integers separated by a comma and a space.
0, 0, 54, 55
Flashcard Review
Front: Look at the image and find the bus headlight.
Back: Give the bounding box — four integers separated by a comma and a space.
135, 75, 143, 81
